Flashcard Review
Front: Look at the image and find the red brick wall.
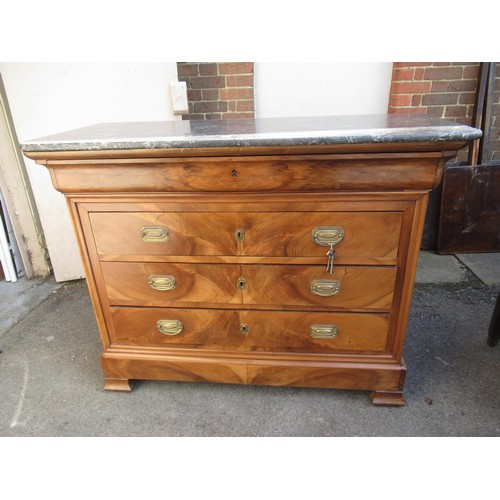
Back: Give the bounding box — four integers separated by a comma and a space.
389, 62, 500, 164
176, 62, 254, 120
489, 65, 500, 162
388, 62, 480, 120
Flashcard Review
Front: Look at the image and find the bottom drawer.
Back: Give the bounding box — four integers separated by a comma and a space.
109, 307, 390, 353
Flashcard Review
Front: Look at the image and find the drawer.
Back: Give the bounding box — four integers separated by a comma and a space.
239, 211, 402, 260
90, 212, 238, 256
243, 265, 396, 311
50, 155, 441, 192
101, 262, 396, 311
101, 262, 240, 306
90, 210, 401, 260
109, 307, 390, 353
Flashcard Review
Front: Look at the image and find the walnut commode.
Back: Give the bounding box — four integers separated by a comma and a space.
22, 116, 480, 405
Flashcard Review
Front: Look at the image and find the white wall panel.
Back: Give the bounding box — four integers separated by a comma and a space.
255, 62, 392, 118
0, 63, 179, 281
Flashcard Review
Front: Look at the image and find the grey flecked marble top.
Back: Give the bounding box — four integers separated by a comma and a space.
21, 114, 482, 152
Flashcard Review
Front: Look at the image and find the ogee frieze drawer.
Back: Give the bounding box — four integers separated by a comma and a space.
46, 155, 443, 192
90, 210, 402, 260
109, 307, 390, 353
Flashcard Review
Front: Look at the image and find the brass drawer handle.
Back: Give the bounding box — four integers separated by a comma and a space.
311, 279, 341, 297
157, 319, 183, 336
141, 225, 170, 242
240, 323, 250, 335
234, 228, 245, 241
310, 324, 339, 339
312, 226, 344, 247
148, 275, 176, 291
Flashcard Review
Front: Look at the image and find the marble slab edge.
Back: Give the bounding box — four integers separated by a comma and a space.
20, 116, 483, 153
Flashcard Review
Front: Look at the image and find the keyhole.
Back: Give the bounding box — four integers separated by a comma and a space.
240, 323, 249, 335
237, 277, 247, 290
234, 228, 245, 241
231, 169, 238, 177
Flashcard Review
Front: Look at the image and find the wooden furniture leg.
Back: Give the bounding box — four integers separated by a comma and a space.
370, 391, 406, 406
104, 378, 134, 392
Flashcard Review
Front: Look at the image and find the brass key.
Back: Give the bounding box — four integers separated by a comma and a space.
326, 244, 336, 274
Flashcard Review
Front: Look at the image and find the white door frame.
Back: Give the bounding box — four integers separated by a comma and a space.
0, 193, 17, 281
0, 74, 50, 279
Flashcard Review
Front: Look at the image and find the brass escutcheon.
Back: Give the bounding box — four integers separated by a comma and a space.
237, 277, 247, 291
141, 225, 170, 243
310, 324, 339, 339
310, 279, 341, 297
312, 226, 344, 247
240, 323, 250, 335
234, 228, 245, 241
157, 319, 183, 336
148, 275, 176, 291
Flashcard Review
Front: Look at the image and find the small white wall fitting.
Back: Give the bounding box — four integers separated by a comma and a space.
170, 81, 189, 115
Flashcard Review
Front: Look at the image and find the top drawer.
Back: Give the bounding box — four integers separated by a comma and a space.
48, 155, 441, 192
89, 210, 402, 260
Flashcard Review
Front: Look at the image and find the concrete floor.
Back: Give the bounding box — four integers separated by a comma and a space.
0, 251, 499, 437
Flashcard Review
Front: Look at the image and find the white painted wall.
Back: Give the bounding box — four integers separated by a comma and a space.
254, 62, 393, 117
0, 63, 180, 281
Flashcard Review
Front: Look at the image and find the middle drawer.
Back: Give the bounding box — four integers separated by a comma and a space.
101, 262, 396, 311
